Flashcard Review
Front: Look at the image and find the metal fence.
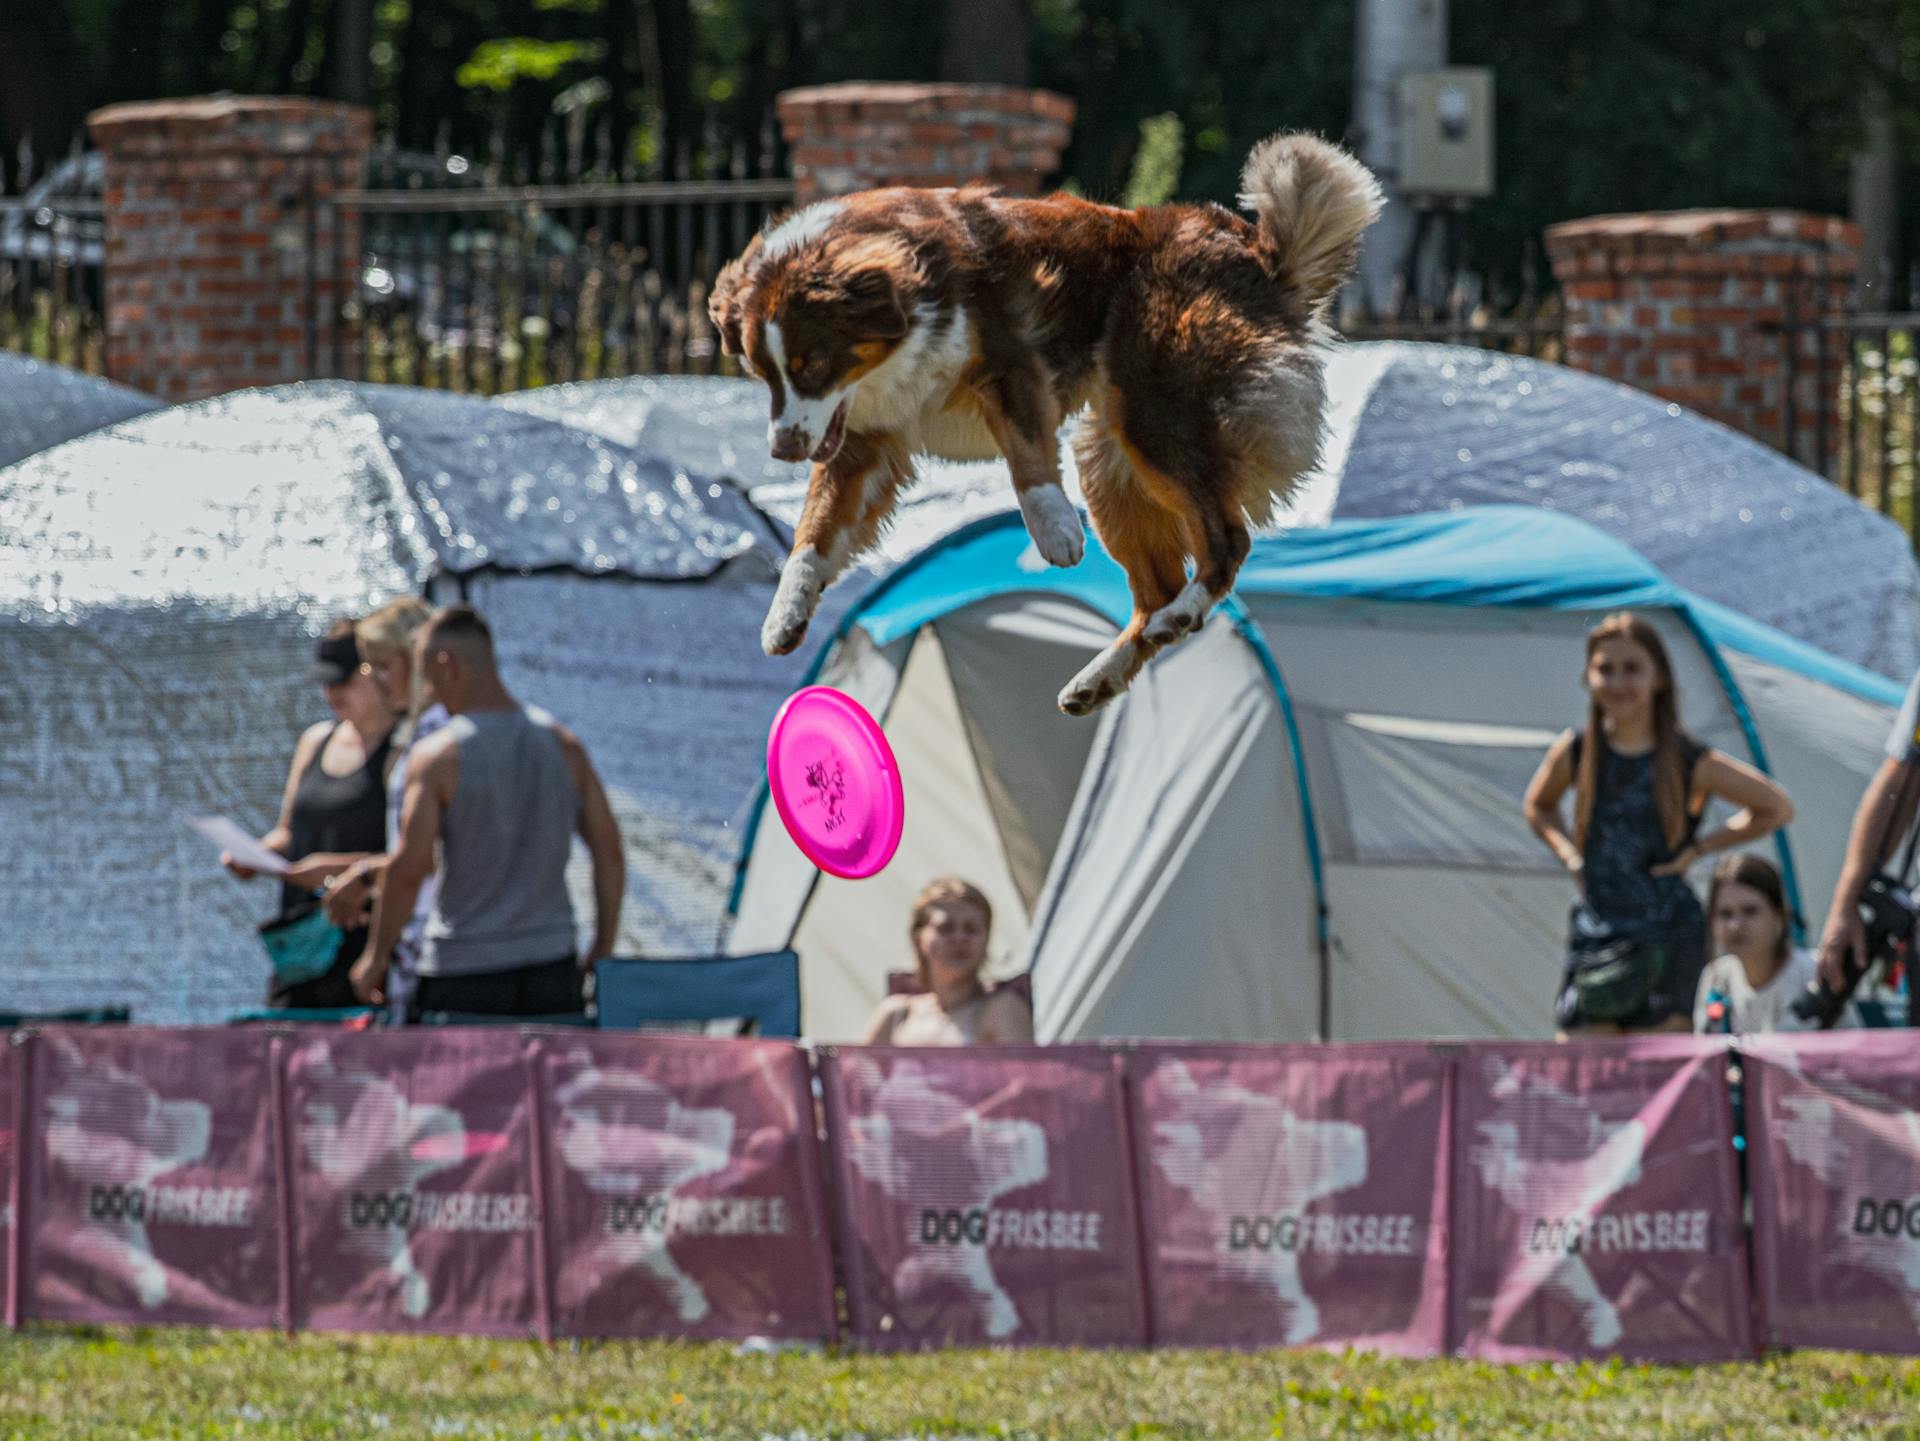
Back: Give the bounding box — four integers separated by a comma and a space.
1339, 311, 1565, 364
1776, 313, 1920, 547
316, 173, 795, 393
0, 146, 108, 374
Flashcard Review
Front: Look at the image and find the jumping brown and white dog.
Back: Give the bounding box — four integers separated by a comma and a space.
709, 133, 1383, 714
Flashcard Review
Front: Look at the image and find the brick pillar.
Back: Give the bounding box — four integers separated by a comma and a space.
87, 96, 371, 402
1544, 210, 1859, 469
775, 83, 1074, 203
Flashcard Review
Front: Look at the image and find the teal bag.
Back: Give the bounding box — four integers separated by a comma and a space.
259, 902, 344, 986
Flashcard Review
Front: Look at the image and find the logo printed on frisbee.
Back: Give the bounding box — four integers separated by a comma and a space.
767, 686, 904, 879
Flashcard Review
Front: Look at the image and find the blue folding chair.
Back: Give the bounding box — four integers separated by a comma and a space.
593, 951, 802, 1038
0, 1004, 131, 1026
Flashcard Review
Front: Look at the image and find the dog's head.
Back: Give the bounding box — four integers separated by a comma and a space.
712, 207, 915, 466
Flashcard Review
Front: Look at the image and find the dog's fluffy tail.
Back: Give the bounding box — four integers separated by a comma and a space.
1239, 133, 1384, 316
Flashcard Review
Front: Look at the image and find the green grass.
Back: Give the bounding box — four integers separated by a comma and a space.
3, 1327, 1919, 1439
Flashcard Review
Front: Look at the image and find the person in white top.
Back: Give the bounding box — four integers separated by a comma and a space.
1694, 853, 1851, 1034
861, 877, 1034, 1046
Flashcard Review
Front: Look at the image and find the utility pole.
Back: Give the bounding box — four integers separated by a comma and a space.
1849, 91, 1897, 306
334, 0, 373, 106
1349, 0, 1447, 318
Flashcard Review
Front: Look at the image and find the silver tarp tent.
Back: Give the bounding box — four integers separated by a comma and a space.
0, 353, 157, 471
496, 375, 1026, 567
0, 380, 808, 1022
500, 345, 1920, 678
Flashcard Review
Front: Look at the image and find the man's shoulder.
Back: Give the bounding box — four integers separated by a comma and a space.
531, 707, 592, 767
410, 725, 462, 775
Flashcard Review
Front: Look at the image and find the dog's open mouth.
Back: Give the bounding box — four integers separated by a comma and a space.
811, 399, 850, 462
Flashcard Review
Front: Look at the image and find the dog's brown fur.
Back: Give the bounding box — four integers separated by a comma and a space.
711, 133, 1383, 714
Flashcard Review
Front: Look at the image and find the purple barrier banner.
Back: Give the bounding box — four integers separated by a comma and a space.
535, 1034, 836, 1340
1449, 1038, 1749, 1362
22, 1028, 281, 1328
1746, 1031, 1920, 1354
285, 1030, 539, 1336
822, 1047, 1147, 1349
2, 1037, 16, 1322
1129, 1044, 1451, 1354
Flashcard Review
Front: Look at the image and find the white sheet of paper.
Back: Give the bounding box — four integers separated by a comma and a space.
187, 815, 289, 876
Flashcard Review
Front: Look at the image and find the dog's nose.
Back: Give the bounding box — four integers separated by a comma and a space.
769, 425, 810, 462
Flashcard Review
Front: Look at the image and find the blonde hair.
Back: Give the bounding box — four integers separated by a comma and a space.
1574, 612, 1692, 853
356, 595, 433, 660
356, 595, 435, 729
908, 877, 992, 988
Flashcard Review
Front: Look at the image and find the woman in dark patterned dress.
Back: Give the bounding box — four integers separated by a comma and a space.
1524, 613, 1795, 1035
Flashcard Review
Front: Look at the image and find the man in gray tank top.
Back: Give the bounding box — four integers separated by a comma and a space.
352, 605, 625, 1019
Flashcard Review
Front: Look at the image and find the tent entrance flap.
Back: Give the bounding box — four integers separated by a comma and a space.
1030, 617, 1323, 1044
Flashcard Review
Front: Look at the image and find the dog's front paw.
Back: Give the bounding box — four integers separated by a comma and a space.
762, 551, 825, 656
1020, 487, 1086, 569
762, 607, 812, 656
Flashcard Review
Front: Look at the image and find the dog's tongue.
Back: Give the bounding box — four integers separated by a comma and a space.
813, 400, 849, 461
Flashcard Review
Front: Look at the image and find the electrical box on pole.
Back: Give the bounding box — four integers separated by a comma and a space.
1397, 67, 1494, 199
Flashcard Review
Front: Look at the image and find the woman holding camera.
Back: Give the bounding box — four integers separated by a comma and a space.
1524, 612, 1795, 1035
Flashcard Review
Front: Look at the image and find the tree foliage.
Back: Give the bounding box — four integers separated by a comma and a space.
2, 0, 1917, 299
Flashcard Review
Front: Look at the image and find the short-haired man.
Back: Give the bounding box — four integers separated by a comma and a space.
351, 606, 625, 1018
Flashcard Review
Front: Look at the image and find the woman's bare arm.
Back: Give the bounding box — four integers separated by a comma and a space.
1523, 730, 1584, 879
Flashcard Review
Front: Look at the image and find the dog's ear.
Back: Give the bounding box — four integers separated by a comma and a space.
708, 233, 765, 358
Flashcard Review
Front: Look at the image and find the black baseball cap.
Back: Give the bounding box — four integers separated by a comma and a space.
308, 629, 362, 686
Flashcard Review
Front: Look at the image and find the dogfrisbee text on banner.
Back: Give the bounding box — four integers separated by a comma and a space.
1129, 1044, 1451, 1353
1449, 1037, 1750, 1362
1745, 1031, 1920, 1354
535, 1033, 836, 1340
822, 1047, 1148, 1349
284, 1030, 540, 1336
20, 1027, 281, 1328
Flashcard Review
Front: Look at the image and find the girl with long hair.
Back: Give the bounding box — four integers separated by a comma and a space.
1524, 612, 1794, 1034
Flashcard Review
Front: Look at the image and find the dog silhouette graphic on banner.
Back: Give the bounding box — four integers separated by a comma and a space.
1774, 1088, 1920, 1324
41, 1036, 211, 1309
552, 1062, 735, 1323
298, 1044, 477, 1319
842, 1058, 1047, 1339
1467, 1057, 1647, 1348
1150, 1060, 1368, 1344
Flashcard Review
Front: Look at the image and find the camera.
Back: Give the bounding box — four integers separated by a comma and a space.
1791, 871, 1918, 1027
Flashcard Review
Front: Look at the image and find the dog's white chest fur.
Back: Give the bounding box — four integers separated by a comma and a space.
849, 303, 986, 456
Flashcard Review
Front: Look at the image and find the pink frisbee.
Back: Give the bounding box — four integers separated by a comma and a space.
766, 685, 904, 879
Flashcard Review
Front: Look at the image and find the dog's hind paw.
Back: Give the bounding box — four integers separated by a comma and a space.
1019, 486, 1086, 569
1057, 645, 1134, 716
1143, 581, 1211, 646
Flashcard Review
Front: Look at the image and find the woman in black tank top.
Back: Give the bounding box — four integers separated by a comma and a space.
222, 620, 398, 1008
1524, 613, 1796, 1034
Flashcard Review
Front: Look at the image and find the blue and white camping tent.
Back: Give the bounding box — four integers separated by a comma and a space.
728, 505, 1904, 1043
